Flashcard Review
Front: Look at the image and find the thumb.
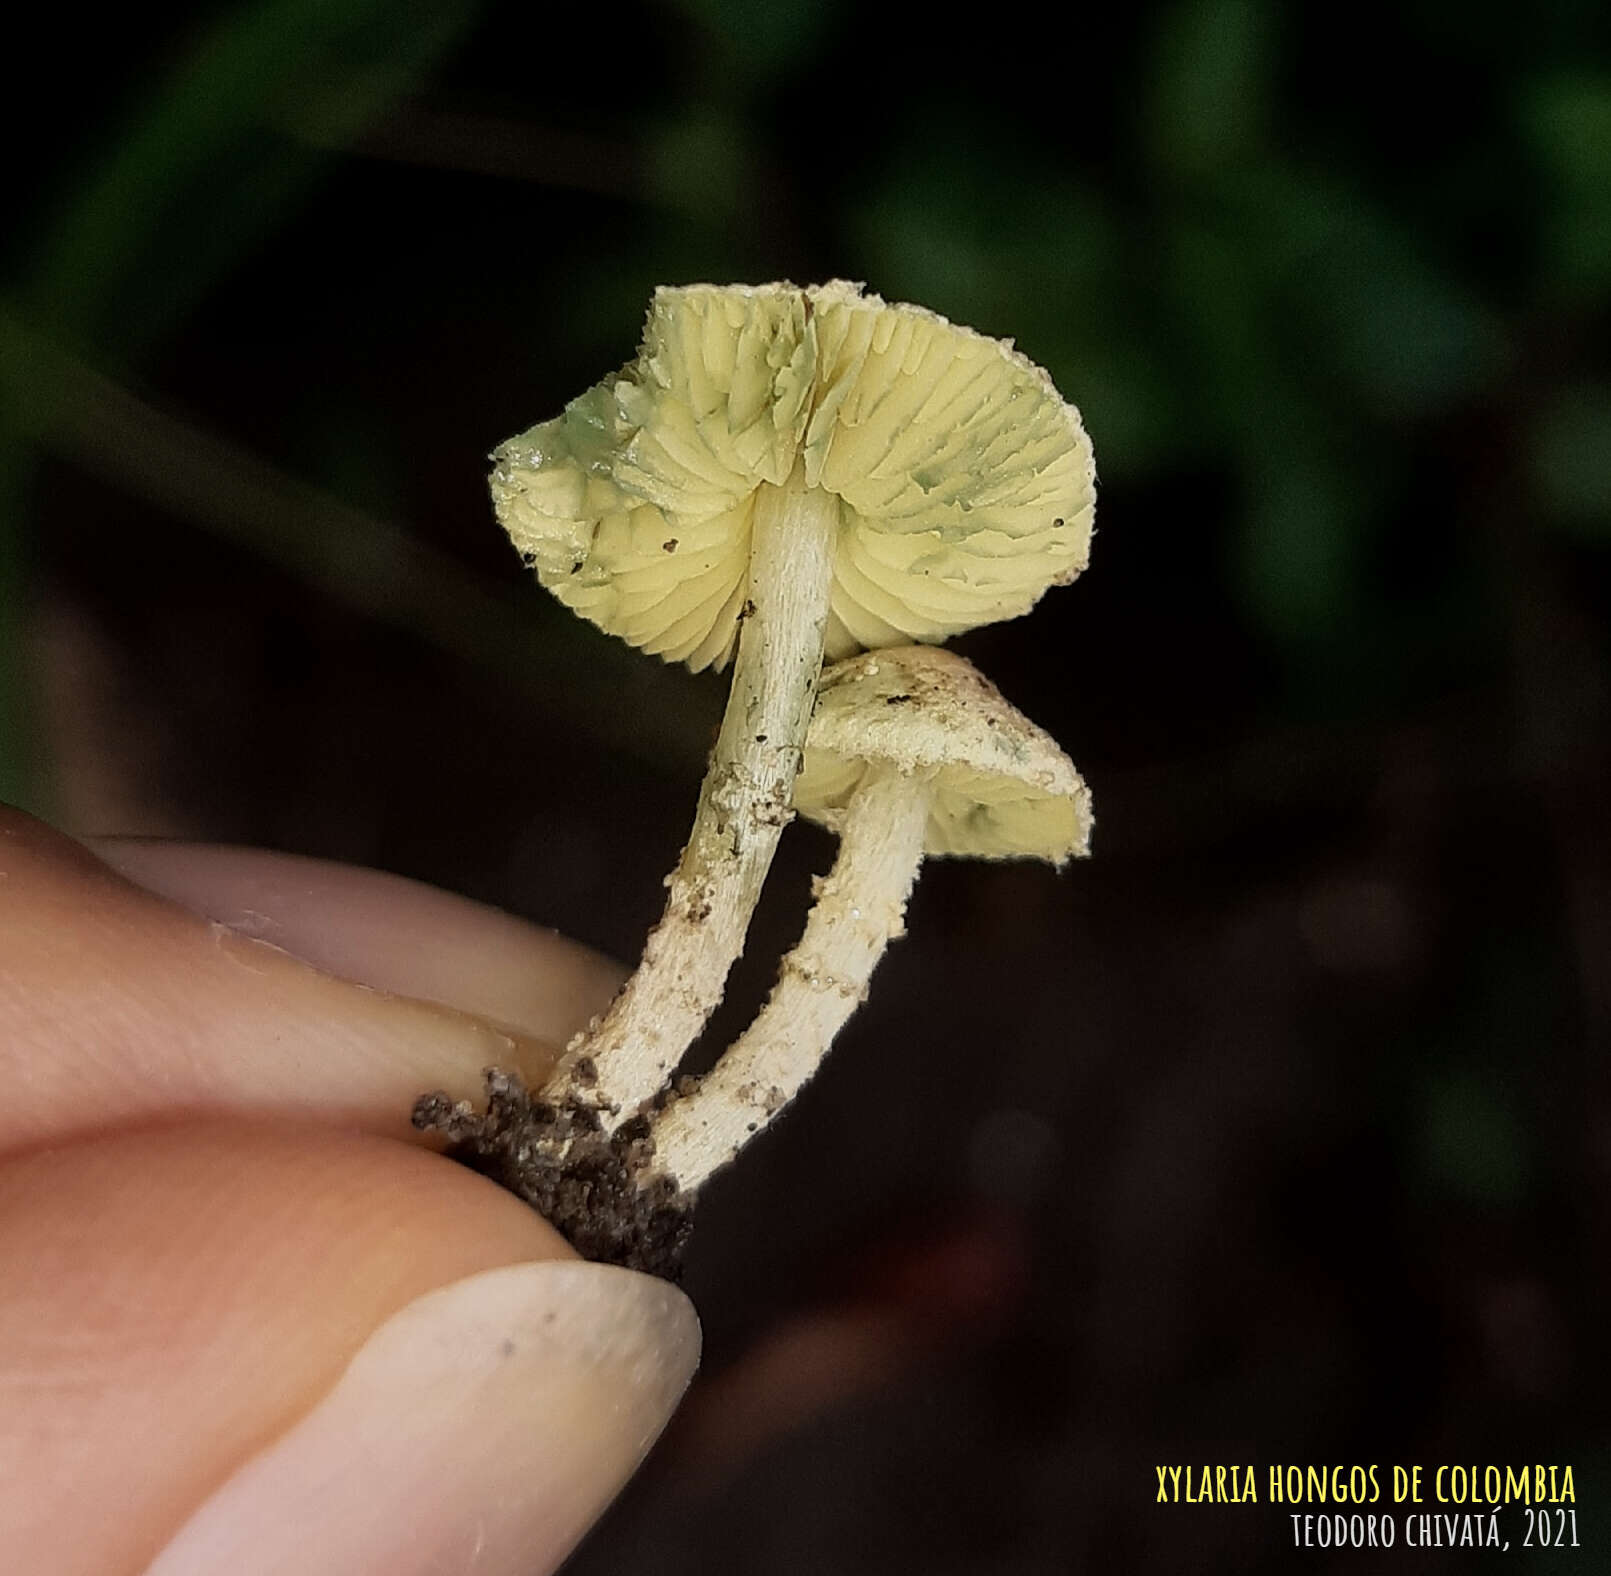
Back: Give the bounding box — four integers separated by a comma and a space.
0, 1123, 698, 1576
148, 1260, 697, 1576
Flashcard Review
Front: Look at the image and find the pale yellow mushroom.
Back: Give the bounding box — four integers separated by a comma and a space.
647, 646, 1091, 1191
492, 282, 1094, 1128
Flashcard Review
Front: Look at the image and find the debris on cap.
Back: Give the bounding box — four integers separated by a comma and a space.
793, 646, 1092, 864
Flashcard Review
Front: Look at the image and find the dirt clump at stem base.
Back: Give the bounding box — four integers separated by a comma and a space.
412, 1070, 693, 1279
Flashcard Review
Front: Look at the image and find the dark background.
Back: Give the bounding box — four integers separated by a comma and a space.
3, 0, 1609, 1569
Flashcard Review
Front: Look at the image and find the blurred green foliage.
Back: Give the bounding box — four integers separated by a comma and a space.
1, 0, 482, 809
21, 0, 479, 362
2, 0, 1607, 806
1534, 383, 1611, 533
1523, 72, 1611, 298
1421, 1066, 1531, 1206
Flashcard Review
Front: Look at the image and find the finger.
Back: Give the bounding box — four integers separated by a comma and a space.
89, 838, 625, 1046
0, 810, 574, 1151
0, 1122, 698, 1576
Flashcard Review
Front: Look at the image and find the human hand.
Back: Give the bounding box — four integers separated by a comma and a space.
0, 809, 700, 1575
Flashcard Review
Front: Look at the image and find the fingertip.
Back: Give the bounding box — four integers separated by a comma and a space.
0, 1121, 577, 1574
146, 1262, 700, 1576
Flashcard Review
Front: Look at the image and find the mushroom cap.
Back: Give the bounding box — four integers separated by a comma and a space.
793, 647, 1092, 864
492, 281, 1095, 672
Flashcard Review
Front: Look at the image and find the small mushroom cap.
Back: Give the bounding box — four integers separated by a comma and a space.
793, 647, 1092, 863
492, 281, 1095, 671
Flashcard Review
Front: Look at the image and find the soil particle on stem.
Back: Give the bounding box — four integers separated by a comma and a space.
412, 1070, 694, 1279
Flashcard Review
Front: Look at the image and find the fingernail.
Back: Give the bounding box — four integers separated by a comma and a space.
145, 1262, 700, 1576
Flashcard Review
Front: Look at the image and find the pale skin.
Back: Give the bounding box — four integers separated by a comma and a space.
0, 808, 1019, 1571
0, 809, 700, 1576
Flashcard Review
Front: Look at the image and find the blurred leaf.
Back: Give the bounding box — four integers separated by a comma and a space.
1237, 452, 1366, 643
666, 0, 841, 79
852, 130, 1115, 330
646, 107, 747, 224
1054, 344, 1184, 480
1521, 71, 1611, 296
1304, 220, 1506, 418
0, 314, 716, 777
1182, 160, 1506, 426
1164, 215, 1271, 440
22, 0, 482, 359
850, 125, 1180, 474
1144, 0, 1272, 176
292, 394, 406, 522
0, 315, 66, 814
1532, 384, 1611, 538
0, 447, 36, 810
0, 0, 483, 810
1419, 1069, 1530, 1206
1216, 161, 1354, 276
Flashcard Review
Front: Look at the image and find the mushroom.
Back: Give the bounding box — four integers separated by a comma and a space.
490, 281, 1094, 1129
645, 645, 1091, 1192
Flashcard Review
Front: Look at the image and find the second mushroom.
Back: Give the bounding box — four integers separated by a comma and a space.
647, 645, 1092, 1193
420, 646, 1092, 1267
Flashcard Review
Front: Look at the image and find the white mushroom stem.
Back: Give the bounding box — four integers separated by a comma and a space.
647, 763, 934, 1190
545, 462, 839, 1124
